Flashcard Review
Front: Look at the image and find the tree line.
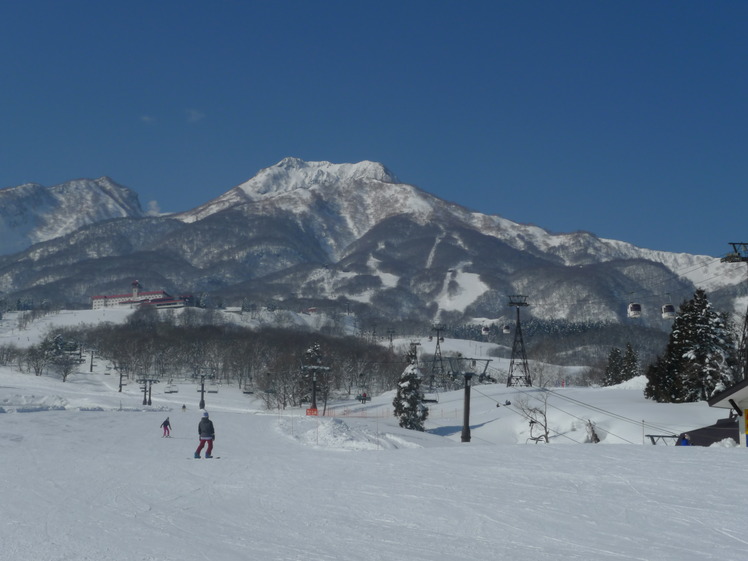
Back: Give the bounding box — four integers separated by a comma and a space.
1, 287, 742, 408
0, 305, 406, 410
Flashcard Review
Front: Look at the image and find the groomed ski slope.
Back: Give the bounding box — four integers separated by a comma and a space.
1, 308, 747, 560
2, 365, 747, 561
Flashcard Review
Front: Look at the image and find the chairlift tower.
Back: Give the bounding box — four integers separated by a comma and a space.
722, 243, 748, 381
507, 295, 532, 387
386, 328, 396, 351
721, 242, 748, 264
430, 324, 447, 390
136, 378, 159, 406
407, 340, 420, 365
446, 356, 492, 443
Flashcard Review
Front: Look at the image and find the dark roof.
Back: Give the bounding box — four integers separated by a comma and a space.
707, 377, 748, 409
678, 417, 738, 447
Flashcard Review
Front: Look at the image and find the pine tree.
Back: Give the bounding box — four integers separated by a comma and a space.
603, 347, 624, 386
393, 362, 429, 431
680, 289, 735, 400
644, 354, 684, 402
621, 343, 640, 382
605, 343, 640, 386
645, 289, 736, 402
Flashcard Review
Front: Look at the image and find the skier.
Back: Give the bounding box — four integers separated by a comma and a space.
160, 417, 171, 437
194, 411, 215, 458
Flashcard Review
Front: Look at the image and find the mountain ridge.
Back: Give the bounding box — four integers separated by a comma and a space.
0, 158, 739, 334
0, 176, 145, 255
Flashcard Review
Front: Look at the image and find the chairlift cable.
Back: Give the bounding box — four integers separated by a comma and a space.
471, 386, 583, 444
540, 387, 676, 434
508, 387, 638, 444
518, 388, 638, 444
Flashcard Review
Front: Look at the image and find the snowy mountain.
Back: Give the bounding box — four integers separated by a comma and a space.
0, 176, 145, 255
0, 159, 742, 332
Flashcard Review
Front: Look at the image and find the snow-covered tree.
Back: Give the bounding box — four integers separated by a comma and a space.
604, 343, 640, 387
645, 289, 736, 402
302, 342, 330, 413
603, 347, 624, 386
621, 343, 640, 381
393, 362, 429, 431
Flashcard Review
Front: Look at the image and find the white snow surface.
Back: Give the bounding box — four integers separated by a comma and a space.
1, 310, 747, 561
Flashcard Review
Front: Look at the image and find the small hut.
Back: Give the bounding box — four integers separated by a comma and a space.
707, 378, 748, 447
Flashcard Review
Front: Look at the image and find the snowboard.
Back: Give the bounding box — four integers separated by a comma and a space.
189, 456, 221, 459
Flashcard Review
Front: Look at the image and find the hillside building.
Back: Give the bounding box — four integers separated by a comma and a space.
91, 280, 190, 310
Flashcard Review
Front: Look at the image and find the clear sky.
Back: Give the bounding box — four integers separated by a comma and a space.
2, 1, 746, 257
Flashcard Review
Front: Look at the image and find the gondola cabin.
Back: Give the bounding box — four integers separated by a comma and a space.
661, 304, 676, 320
627, 303, 642, 318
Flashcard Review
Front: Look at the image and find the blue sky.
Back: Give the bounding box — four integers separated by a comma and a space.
2, 1, 747, 257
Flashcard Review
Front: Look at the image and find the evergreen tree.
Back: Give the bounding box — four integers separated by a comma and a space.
603, 347, 624, 386
645, 289, 736, 402
621, 343, 640, 382
644, 355, 684, 402
604, 343, 640, 386
393, 362, 429, 431
680, 289, 735, 400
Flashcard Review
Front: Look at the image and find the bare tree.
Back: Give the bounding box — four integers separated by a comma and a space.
516, 389, 551, 444
50, 352, 80, 382
25, 345, 50, 376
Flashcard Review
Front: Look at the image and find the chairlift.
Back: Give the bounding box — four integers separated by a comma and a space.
502, 325, 511, 334
207, 379, 219, 394
422, 390, 439, 404
661, 303, 676, 320
627, 302, 642, 319
165, 383, 179, 394
661, 293, 676, 320
481, 325, 490, 336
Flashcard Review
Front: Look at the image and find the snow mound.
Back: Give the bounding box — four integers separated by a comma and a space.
605, 375, 648, 391
0, 393, 68, 411
278, 416, 439, 451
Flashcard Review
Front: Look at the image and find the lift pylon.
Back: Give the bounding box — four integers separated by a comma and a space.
722, 243, 748, 380
507, 295, 532, 387
430, 323, 446, 390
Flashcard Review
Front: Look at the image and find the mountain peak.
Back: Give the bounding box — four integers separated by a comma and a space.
274, 157, 397, 183
238, 158, 398, 198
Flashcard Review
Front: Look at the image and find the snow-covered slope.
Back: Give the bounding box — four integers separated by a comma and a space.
0, 308, 744, 561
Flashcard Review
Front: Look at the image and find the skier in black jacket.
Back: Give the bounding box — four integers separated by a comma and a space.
160, 417, 171, 437
194, 411, 215, 458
